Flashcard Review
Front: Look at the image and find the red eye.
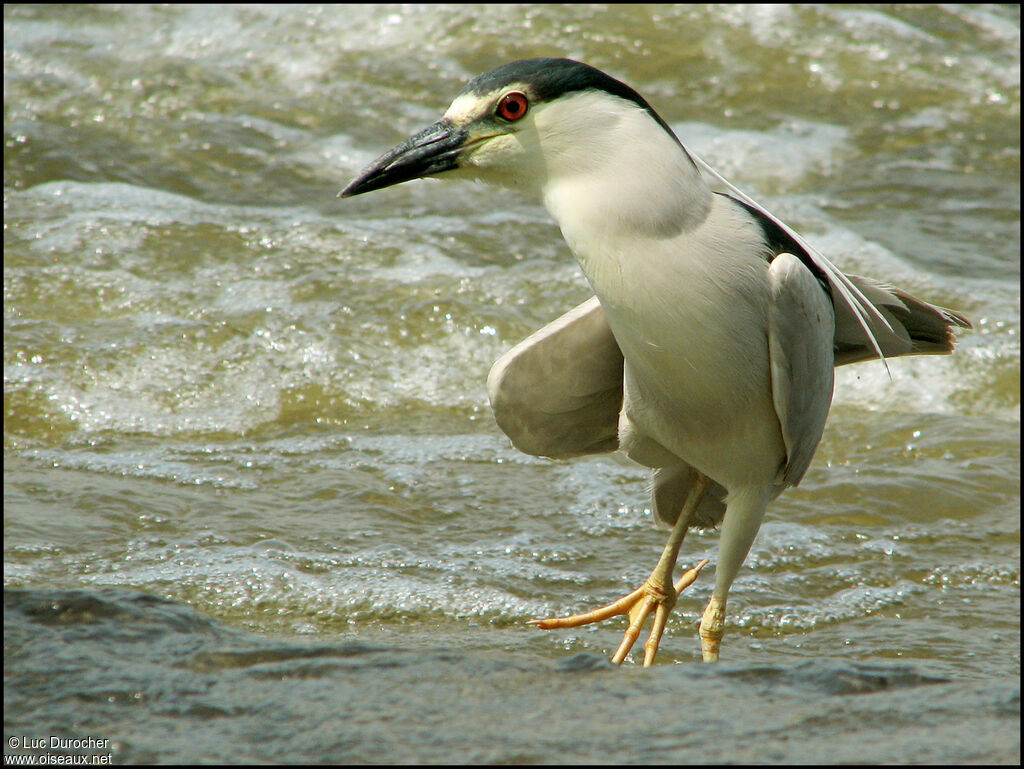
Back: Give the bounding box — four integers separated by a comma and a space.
496, 91, 529, 122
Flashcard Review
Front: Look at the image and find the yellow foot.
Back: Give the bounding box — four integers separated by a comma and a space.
531, 559, 710, 666
699, 596, 726, 662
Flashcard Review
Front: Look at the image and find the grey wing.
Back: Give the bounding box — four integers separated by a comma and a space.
487, 296, 623, 459
833, 274, 972, 366
768, 253, 836, 487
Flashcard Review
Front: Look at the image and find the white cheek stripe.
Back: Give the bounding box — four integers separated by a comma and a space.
443, 93, 482, 124
444, 82, 529, 125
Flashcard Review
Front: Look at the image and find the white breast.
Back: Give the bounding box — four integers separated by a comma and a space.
551, 188, 787, 487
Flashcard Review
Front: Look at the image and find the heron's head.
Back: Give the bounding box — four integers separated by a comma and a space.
340, 58, 684, 200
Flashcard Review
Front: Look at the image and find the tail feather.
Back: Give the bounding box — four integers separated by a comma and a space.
834, 275, 971, 366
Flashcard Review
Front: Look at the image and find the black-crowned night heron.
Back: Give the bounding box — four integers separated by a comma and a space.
341, 58, 970, 666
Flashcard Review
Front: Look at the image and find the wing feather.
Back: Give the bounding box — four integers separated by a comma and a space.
767, 253, 835, 487
487, 297, 622, 459
690, 152, 894, 371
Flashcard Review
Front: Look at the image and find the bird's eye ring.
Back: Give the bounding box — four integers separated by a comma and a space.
496, 91, 529, 122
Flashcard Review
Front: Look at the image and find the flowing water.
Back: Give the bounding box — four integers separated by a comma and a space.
4, 4, 1019, 764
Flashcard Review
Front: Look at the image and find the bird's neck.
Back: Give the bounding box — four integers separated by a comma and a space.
540, 108, 712, 245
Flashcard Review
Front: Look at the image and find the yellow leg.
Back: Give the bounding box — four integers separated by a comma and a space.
699, 595, 726, 662
531, 473, 711, 666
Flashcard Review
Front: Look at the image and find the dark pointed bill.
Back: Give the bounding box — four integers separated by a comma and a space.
340, 118, 468, 198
